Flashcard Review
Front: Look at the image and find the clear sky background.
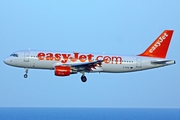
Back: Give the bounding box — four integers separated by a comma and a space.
0, 0, 179, 108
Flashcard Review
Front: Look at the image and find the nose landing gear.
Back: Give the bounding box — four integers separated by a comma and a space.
24, 68, 28, 78
24, 74, 28, 78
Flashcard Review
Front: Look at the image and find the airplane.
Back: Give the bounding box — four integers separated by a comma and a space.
3, 30, 175, 82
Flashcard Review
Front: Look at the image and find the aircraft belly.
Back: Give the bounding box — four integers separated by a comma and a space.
35, 61, 54, 69
19, 59, 53, 69
101, 63, 137, 73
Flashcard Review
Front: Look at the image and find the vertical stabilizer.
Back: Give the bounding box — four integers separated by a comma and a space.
138, 30, 174, 58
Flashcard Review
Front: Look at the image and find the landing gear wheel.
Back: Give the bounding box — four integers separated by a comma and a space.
24, 68, 28, 78
24, 74, 28, 78
81, 75, 87, 82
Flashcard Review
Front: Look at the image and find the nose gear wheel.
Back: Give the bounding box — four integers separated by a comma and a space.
24, 68, 28, 78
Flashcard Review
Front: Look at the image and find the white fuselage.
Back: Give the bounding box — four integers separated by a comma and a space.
3, 50, 175, 73
3, 30, 175, 82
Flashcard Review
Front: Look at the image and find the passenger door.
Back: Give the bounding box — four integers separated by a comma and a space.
136, 57, 142, 68
24, 51, 30, 62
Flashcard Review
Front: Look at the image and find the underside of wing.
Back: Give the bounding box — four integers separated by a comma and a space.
71, 60, 103, 72
58, 60, 104, 73
71, 60, 103, 67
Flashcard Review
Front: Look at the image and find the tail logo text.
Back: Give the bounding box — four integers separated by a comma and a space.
149, 33, 168, 53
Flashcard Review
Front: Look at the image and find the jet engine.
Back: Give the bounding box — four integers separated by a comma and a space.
55, 66, 71, 76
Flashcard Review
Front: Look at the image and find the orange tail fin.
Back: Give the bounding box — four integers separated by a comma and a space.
138, 30, 174, 58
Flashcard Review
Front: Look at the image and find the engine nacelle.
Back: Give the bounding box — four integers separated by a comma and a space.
55, 66, 71, 76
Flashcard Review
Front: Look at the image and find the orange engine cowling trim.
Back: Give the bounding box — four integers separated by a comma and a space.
55, 66, 71, 76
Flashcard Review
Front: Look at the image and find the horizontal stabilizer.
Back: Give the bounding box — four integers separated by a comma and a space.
151, 60, 175, 65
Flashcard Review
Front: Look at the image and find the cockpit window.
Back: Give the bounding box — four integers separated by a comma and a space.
10, 53, 18, 57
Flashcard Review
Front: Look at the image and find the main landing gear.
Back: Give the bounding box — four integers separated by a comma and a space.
81, 75, 87, 82
24, 68, 28, 78
81, 71, 87, 82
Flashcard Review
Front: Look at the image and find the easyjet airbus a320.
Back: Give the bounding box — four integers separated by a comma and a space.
4, 30, 175, 82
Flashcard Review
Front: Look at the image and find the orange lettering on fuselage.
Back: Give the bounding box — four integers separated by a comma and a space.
46, 53, 53, 60
61, 54, 71, 63
37, 52, 45, 60
79, 55, 87, 62
103, 56, 111, 64
37, 52, 123, 64
112, 56, 122, 64
55, 53, 61, 61
69, 52, 79, 62
87, 54, 94, 62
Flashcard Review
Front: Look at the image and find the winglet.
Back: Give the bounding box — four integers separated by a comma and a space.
138, 30, 174, 58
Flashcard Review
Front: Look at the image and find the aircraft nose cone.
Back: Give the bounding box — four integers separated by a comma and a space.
3, 58, 7, 64
3, 58, 10, 65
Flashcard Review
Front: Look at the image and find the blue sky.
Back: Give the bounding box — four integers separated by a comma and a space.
0, 0, 179, 108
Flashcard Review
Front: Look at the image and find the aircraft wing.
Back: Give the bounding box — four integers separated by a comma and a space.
65, 60, 104, 72
70, 60, 103, 67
